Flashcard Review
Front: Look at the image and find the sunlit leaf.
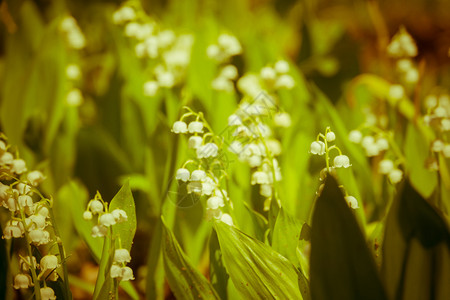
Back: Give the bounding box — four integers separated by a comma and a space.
161, 217, 220, 300
215, 222, 302, 299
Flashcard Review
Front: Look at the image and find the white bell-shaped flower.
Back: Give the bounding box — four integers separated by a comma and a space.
3, 220, 25, 239
388, 169, 403, 184
260, 67, 276, 81
378, 159, 394, 174
431, 140, 445, 152
29, 215, 46, 229
29, 229, 50, 245
111, 265, 122, 278
11, 159, 27, 174
175, 168, 190, 182
274, 60, 290, 73
89, 200, 104, 214
345, 196, 359, 209
121, 266, 135, 281
83, 211, 93, 220
188, 136, 203, 149
114, 249, 132, 264
251, 171, 270, 185
112, 209, 128, 223
91, 225, 108, 238
348, 130, 362, 143
27, 170, 45, 186
13, 274, 33, 289
206, 196, 224, 210
274, 112, 291, 127
326, 131, 336, 142
228, 114, 242, 126
274, 74, 295, 89
310, 141, 326, 155
187, 181, 202, 194
220, 213, 233, 226
171, 121, 188, 134
197, 143, 219, 158
191, 170, 206, 181
40, 255, 59, 272
334, 155, 351, 168
188, 121, 204, 133
143, 81, 159, 97
40, 287, 56, 300
99, 213, 116, 227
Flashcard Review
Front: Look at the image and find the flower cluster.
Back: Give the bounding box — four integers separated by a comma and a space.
311, 127, 351, 169
65, 63, 84, 107
237, 60, 295, 98
172, 109, 234, 225
207, 33, 242, 63
110, 248, 134, 281
422, 92, 450, 167
387, 26, 417, 59
83, 192, 135, 281
348, 128, 403, 184
113, 2, 194, 96
387, 27, 419, 85
310, 128, 359, 209
83, 192, 128, 238
59, 15, 86, 50
0, 134, 63, 299
226, 94, 289, 210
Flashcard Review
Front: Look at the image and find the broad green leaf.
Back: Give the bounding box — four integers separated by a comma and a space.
404, 123, 437, 199
272, 207, 302, 266
383, 180, 450, 300
310, 175, 387, 300
109, 180, 137, 251
209, 229, 229, 300
398, 180, 450, 248
161, 218, 220, 300
65, 181, 103, 261
214, 222, 302, 299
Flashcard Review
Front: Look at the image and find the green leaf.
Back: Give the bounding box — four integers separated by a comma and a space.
161, 217, 220, 300
272, 207, 302, 266
93, 233, 113, 300
398, 180, 450, 248
214, 222, 302, 299
65, 181, 103, 261
209, 229, 229, 300
310, 175, 387, 300
109, 180, 137, 251
383, 181, 450, 300
404, 123, 437, 199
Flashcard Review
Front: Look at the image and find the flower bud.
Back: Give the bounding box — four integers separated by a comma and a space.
83, 211, 93, 220
345, 196, 359, 209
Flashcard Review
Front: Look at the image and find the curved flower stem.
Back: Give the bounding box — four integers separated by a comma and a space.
17, 207, 41, 300
48, 202, 72, 300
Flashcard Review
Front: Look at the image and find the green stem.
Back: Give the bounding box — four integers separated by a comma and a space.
17, 209, 41, 300
48, 203, 72, 300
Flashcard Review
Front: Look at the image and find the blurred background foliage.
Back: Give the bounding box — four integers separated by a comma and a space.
1, 0, 450, 299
